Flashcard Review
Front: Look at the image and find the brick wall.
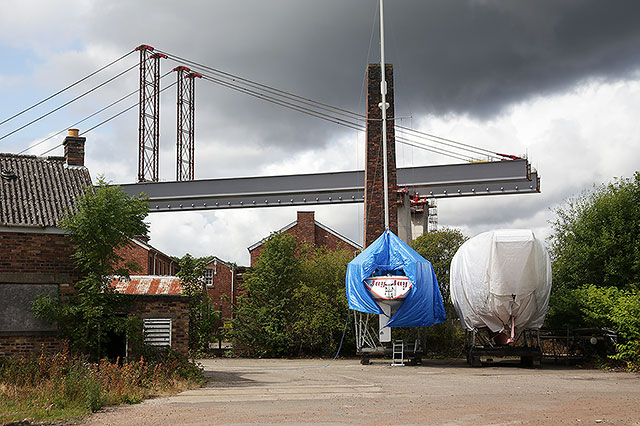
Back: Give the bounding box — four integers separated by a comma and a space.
127, 295, 189, 356
0, 229, 80, 357
315, 226, 360, 256
292, 211, 315, 246
205, 261, 245, 320
0, 231, 76, 276
364, 63, 398, 247
0, 335, 63, 357
63, 134, 86, 167
116, 241, 149, 274
115, 239, 177, 276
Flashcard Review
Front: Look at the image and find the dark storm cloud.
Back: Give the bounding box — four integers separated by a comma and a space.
83, 0, 640, 155
384, 0, 640, 118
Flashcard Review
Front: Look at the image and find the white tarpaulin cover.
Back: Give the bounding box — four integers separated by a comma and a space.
450, 229, 552, 333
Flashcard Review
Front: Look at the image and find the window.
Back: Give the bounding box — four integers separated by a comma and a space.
0, 284, 58, 332
204, 268, 213, 287
143, 318, 172, 347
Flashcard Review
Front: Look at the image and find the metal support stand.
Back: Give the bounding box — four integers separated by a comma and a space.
465, 328, 542, 368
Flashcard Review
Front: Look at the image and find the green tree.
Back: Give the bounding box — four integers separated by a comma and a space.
232, 233, 302, 357
232, 234, 354, 358
549, 172, 640, 292
33, 177, 149, 360
410, 227, 468, 313
407, 228, 468, 356
176, 254, 217, 356
291, 247, 353, 356
546, 173, 640, 368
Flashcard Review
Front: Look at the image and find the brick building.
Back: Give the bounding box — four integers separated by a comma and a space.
0, 131, 91, 356
110, 276, 189, 356
203, 257, 245, 320
0, 130, 187, 357
248, 211, 361, 267
115, 235, 178, 276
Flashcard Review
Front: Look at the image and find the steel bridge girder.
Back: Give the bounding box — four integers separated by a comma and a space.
117, 159, 540, 213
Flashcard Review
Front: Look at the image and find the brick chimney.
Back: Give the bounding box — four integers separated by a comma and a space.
296, 211, 316, 246
63, 128, 86, 167
363, 64, 398, 247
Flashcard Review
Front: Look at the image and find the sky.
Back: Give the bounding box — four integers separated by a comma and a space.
1, 0, 639, 266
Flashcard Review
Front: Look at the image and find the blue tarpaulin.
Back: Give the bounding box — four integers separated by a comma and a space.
345, 230, 446, 327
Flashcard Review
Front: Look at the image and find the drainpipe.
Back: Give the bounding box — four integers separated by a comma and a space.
153, 252, 157, 275
230, 266, 235, 319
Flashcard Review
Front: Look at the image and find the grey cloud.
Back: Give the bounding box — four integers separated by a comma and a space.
78, 0, 640, 157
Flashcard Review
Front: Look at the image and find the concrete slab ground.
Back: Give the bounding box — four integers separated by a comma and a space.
85, 358, 640, 425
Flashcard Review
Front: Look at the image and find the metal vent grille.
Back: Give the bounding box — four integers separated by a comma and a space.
143, 318, 172, 347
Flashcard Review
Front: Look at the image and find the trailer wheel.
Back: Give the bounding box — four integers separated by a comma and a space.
467, 349, 481, 367
408, 356, 422, 366
520, 355, 534, 368
360, 357, 370, 365
470, 355, 482, 367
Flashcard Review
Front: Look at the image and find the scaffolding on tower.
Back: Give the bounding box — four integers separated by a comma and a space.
137, 45, 165, 182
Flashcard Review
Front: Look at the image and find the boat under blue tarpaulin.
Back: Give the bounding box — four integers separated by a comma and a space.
345, 230, 446, 327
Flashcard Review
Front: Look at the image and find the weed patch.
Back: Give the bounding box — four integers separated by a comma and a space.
0, 345, 205, 424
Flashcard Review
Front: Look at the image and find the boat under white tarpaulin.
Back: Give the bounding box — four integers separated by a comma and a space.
450, 229, 552, 333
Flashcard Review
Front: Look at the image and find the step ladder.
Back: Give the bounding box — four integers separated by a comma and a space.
391, 340, 405, 366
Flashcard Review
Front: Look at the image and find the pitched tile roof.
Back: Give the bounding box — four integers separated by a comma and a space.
0, 153, 92, 227
110, 276, 185, 295
247, 217, 362, 251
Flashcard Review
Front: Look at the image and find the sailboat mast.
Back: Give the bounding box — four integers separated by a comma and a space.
379, 0, 390, 231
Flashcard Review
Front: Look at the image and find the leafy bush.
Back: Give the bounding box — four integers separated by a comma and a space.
574, 285, 640, 370
291, 247, 354, 356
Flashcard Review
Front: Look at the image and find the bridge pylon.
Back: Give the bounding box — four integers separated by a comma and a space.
137, 45, 166, 182
175, 66, 201, 181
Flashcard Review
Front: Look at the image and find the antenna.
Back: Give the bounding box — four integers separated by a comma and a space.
379, 0, 390, 231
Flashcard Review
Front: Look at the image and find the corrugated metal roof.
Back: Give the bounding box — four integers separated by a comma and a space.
110, 275, 185, 295
0, 153, 92, 227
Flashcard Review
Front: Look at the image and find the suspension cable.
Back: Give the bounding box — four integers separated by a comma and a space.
21, 71, 173, 155
202, 70, 473, 161
200, 74, 365, 132
159, 51, 501, 161
0, 63, 138, 143
201, 71, 474, 161
396, 136, 471, 162
19, 89, 137, 154
39, 80, 177, 157
157, 49, 365, 120
396, 124, 498, 159
0, 49, 135, 127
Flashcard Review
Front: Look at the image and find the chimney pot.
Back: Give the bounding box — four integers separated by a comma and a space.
63, 130, 86, 167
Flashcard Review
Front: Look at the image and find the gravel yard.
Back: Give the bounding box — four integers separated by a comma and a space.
85, 358, 640, 425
